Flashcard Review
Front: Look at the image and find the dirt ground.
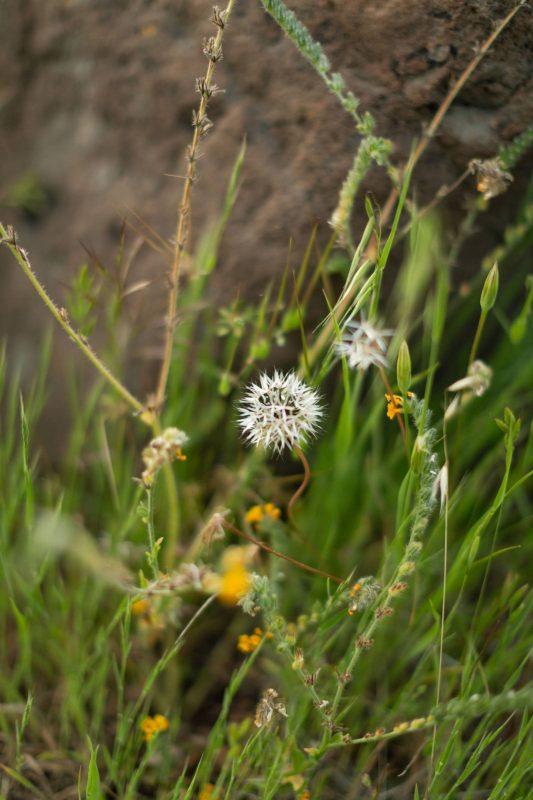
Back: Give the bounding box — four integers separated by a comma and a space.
0, 0, 531, 453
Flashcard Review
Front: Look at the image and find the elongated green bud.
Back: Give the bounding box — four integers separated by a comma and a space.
480, 262, 499, 312
396, 340, 412, 394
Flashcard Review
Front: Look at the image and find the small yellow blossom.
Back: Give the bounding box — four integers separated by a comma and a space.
263, 502, 281, 520
245, 505, 264, 524
153, 714, 169, 732
131, 599, 150, 616
245, 503, 282, 525
218, 565, 251, 605
198, 784, 215, 800
237, 627, 272, 654
298, 792, 311, 800
385, 392, 414, 420
216, 547, 253, 606
140, 713, 170, 742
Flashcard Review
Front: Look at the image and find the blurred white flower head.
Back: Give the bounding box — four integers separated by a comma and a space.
238, 371, 323, 454
336, 320, 393, 371
448, 360, 492, 397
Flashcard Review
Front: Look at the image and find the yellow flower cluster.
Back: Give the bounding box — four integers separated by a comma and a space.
198, 784, 214, 800
140, 713, 170, 742
385, 392, 414, 420
245, 502, 281, 525
237, 627, 272, 654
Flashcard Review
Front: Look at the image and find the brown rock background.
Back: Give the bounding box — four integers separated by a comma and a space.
0, 0, 531, 452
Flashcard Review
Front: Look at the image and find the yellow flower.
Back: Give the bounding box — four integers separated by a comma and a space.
218, 564, 251, 605
131, 599, 150, 616
237, 627, 267, 654
198, 785, 215, 800
140, 713, 170, 742
385, 392, 414, 420
153, 714, 169, 732
216, 547, 253, 606
263, 502, 281, 520
245, 503, 281, 525
245, 505, 264, 524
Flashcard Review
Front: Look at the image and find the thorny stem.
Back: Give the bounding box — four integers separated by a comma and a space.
155, 0, 236, 410
377, 0, 526, 231
0, 223, 147, 421
287, 446, 311, 526
222, 520, 344, 584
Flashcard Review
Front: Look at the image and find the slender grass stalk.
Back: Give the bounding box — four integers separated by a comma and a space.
222, 520, 343, 584
155, 0, 237, 409
144, 486, 160, 581
468, 309, 488, 366
0, 223, 146, 420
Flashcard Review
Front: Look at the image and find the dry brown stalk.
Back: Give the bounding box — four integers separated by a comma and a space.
155, 2, 237, 409
378, 0, 526, 231
222, 520, 344, 584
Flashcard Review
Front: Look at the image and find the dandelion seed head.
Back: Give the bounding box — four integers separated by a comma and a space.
336, 320, 393, 372
238, 371, 323, 454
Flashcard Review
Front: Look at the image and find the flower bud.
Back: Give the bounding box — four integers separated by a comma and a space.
480, 263, 499, 312
396, 340, 412, 394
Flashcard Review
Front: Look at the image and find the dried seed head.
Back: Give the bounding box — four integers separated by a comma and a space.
356, 636, 374, 650
254, 688, 288, 728
469, 158, 513, 200
375, 606, 394, 621
199, 509, 229, 548
336, 320, 393, 372
141, 428, 188, 487
448, 359, 493, 398
388, 581, 408, 596
238, 371, 323, 454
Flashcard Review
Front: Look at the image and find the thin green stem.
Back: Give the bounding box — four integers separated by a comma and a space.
145, 486, 159, 581
0, 223, 146, 419
468, 309, 487, 367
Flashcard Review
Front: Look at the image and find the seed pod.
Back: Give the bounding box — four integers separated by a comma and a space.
396, 340, 412, 394
480, 263, 499, 312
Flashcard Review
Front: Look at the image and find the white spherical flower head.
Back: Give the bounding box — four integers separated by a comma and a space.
336, 320, 393, 371
238, 371, 323, 454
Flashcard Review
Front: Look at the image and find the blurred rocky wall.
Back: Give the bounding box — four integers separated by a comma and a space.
0, 0, 531, 454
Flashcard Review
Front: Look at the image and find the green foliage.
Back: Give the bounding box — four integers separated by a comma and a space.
2, 172, 48, 216
0, 3, 532, 798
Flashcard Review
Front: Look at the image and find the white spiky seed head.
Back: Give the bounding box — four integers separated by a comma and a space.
238, 370, 323, 454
